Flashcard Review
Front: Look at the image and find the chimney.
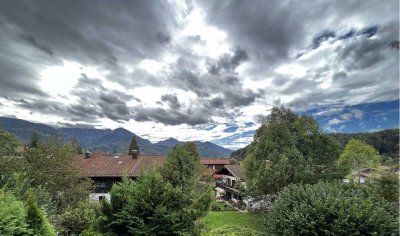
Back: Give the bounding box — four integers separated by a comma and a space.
131, 149, 138, 159
85, 150, 91, 159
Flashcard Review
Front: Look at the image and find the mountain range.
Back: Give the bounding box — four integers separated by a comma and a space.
0, 117, 232, 157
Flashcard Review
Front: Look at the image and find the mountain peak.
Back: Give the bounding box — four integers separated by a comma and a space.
155, 137, 181, 147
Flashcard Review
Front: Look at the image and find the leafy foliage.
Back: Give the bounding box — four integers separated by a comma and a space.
266, 182, 399, 235
339, 139, 381, 180
0, 130, 92, 233
232, 128, 399, 161
244, 106, 342, 194
0, 129, 19, 157
369, 172, 399, 203
59, 201, 97, 235
330, 129, 399, 158
23, 139, 92, 211
0, 190, 31, 236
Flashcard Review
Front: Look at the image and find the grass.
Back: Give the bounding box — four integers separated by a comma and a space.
212, 201, 236, 211
203, 211, 262, 231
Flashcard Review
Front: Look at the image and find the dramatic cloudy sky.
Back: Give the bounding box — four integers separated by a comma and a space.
0, 0, 399, 149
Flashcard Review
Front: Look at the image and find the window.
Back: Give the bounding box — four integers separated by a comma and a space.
99, 196, 105, 201
96, 182, 106, 188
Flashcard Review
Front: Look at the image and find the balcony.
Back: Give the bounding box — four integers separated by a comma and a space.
216, 182, 238, 193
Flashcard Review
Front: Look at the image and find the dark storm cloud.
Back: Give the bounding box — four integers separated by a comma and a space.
132, 106, 210, 126
0, 44, 48, 98
199, 0, 305, 65
336, 33, 387, 71
0, 0, 179, 90
207, 48, 248, 75
161, 94, 181, 109
56, 122, 96, 129
18, 33, 54, 56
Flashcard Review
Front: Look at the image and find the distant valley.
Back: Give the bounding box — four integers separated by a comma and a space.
0, 117, 233, 157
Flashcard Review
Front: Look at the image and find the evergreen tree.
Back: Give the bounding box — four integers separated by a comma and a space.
71, 136, 83, 154
0, 190, 31, 235
99, 145, 212, 235
26, 190, 56, 236
181, 141, 200, 158
29, 131, 41, 148
128, 135, 139, 155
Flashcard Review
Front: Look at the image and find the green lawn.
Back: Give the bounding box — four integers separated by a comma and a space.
203, 211, 262, 231
212, 201, 236, 211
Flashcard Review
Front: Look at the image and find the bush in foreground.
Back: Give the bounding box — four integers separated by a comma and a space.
266, 181, 398, 235
0, 190, 31, 235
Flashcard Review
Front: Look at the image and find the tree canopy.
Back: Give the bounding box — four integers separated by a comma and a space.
339, 139, 381, 181
244, 106, 342, 194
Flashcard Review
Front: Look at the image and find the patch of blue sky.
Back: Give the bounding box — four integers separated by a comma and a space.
304, 100, 399, 133
212, 130, 255, 148
244, 122, 256, 128
223, 124, 239, 133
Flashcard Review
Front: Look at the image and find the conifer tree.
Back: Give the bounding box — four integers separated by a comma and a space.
99, 145, 212, 235
26, 190, 56, 236
71, 136, 83, 154
29, 131, 40, 148
128, 135, 139, 155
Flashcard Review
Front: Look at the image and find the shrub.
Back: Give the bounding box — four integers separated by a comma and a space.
26, 190, 57, 236
0, 190, 31, 235
59, 201, 97, 235
266, 182, 398, 235
369, 172, 399, 203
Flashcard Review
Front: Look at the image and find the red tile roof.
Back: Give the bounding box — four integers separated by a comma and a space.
76, 154, 165, 177
77, 155, 230, 178
129, 155, 165, 176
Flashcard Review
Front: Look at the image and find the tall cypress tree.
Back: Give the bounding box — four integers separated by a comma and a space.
128, 135, 139, 155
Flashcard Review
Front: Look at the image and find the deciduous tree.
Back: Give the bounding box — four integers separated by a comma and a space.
339, 139, 381, 182
245, 106, 341, 195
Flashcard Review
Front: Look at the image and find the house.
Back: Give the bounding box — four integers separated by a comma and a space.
214, 165, 245, 203
76, 152, 231, 201
76, 152, 164, 201
201, 158, 230, 171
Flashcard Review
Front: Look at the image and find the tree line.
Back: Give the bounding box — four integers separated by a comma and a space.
231, 128, 399, 161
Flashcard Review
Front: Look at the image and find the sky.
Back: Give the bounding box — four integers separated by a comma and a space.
0, 0, 398, 150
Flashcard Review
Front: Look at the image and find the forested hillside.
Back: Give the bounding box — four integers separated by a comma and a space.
231, 129, 399, 160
